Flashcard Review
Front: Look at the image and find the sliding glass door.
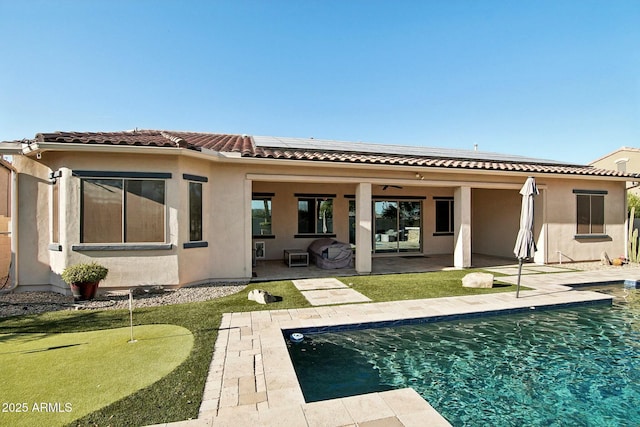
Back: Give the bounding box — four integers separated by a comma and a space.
374, 200, 421, 253
399, 201, 421, 252
374, 201, 398, 253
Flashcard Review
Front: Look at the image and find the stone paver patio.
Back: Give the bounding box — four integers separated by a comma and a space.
149, 266, 640, 427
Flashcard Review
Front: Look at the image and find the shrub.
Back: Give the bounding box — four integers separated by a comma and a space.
61, 262, 109, 284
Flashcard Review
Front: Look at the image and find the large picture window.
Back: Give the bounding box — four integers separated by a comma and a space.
298, 197, 333, 234
576, 192, 605, 235
81, 179, 165, 243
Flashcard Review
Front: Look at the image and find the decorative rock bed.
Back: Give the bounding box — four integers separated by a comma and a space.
0, 282, 247, 319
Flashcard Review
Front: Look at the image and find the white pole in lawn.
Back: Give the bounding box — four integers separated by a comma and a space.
128, 290, 137, 343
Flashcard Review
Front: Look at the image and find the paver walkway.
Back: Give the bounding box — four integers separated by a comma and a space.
148, 266, 640, 427
292, 278, 371, 306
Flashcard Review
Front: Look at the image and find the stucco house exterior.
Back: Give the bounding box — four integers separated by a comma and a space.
0, 130, 635, 294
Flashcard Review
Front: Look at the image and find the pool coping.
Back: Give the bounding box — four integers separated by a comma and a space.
281, 297, 611, 338
147, 268, 640, 426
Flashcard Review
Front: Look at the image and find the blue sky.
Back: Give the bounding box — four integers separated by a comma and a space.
1, 0, 638, 164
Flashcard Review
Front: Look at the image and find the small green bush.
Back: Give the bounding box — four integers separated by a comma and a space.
61, 262, 109, 284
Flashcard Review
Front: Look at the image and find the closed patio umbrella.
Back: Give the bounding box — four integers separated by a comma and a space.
514, 176, 538, 298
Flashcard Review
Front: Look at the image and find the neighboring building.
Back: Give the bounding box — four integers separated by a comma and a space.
591, 147, 640, 196
0, 130, 636, 294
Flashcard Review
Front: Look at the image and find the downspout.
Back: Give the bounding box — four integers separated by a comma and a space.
1, 168, 18, 292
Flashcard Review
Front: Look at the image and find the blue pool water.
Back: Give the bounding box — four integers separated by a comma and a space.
287, 287, 640, 426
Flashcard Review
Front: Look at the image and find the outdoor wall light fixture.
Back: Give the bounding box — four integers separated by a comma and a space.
415, 173, 424, 180
49, 170, 62, 184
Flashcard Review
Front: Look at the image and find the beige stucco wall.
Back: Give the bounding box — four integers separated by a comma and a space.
471, 177, 626, 263
32, 153, 265, 290
543, 177, 626, 263
13, 156, 53, 289
195, 160, 251, 283
472, 188, 522, 259
8, 148, 631, 293
11, 153, 181, 292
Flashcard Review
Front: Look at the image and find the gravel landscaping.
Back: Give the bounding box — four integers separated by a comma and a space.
0, 282, 248, 319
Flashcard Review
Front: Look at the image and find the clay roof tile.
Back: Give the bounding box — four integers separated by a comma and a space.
18, 130, 639, 179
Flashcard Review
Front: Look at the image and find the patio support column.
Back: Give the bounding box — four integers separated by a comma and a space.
355, 182, 372, 274
454, 186, 472, 268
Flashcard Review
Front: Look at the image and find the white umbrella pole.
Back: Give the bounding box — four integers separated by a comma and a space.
516, 259, 523, 298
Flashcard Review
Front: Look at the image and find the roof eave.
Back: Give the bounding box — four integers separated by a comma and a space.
13, 141, 634, 181
230, 155, 635, 181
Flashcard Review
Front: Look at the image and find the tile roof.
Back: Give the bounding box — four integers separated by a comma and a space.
34, 130, 254, 153
251, 146, 633, 177
20, 130, 638, 178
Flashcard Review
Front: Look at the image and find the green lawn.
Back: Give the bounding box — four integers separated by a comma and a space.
0, 325, 193, 427
0, 270, 517, 426
345, 270, 516, 302
0, 280, 309, 427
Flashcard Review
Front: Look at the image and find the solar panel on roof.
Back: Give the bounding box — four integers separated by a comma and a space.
252, 136, 576, 166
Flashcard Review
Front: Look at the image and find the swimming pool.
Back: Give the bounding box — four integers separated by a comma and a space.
287, 286, 639, 426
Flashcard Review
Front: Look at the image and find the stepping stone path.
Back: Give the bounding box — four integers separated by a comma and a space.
292, 278, 371, 306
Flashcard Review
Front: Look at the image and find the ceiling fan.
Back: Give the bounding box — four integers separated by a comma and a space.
382, 185, 403, 190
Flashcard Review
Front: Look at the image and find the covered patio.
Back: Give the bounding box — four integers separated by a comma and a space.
251, 253, 516, 282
